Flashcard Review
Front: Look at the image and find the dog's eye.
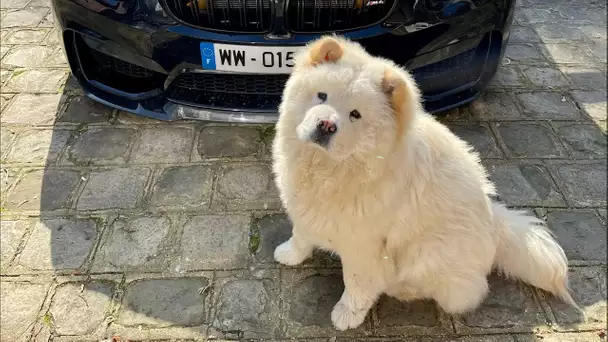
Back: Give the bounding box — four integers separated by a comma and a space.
349, 110, 361, 121
317, 92, 327, 102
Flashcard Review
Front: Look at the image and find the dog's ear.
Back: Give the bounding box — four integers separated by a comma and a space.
303, 36, 344, 67
382, 69, 418, 135
382, 69, 407, 115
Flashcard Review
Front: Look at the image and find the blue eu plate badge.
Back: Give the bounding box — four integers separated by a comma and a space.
200, 42, 216, 70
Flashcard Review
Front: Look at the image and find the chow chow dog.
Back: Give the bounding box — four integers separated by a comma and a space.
271, 36, 577, 331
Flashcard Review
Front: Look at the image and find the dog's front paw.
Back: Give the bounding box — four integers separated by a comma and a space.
331, 301, 367, 331
274, 239, 310, 266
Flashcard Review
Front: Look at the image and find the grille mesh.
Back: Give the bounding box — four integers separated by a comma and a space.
164, 0, 394, 32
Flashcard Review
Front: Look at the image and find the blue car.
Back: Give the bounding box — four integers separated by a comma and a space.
51, 0, 515, 123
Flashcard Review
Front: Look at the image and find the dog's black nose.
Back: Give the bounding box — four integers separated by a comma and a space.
311, 120, 337, 147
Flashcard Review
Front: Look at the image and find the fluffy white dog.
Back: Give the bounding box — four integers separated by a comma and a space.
271, 36, 577, 331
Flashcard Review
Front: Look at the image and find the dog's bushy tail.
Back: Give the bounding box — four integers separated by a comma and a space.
492, 202, 579, 309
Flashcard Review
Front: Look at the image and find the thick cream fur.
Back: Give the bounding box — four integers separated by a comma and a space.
272, 36, 577, 331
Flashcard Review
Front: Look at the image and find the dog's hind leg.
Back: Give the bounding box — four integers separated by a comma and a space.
432, 273, 489, 314
274, 232, 314, 266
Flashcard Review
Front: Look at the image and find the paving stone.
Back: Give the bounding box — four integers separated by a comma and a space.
104, 325, 208, 341
77, 168, 150, 210
0, 93, 14, 112
57, 95, 113, 124
0, 126, 16, 156
540, 267, 606, 330
211, 270, 281, 339
6, 69, 67, 92
448, 123, 503, 158
486, 163, 565, 207
2, 45, 54, 67
0, 167, 17, 200
5, 129, 71, 164
92, 216, 172, 272
550, 163, 606, 207
252, 214, 341, 268
540, 44, 594, 64
438, 336, 518, 342
534, 25, 587, 43
0, 282, 48, 342
504, 44, 545, 62
559, 67, 607, 90
1, 8, 48, 27
496, 122, 567, 158
68, 128, 135, 165
4, 28, 48, 43
521, 66, 570, 88
519, 8, 567, 24
0, 45, 12, 60
252, 214, 292, 264
1, 93, 62, 125
38, 11, 53, 27
118, 277, 210, 327
1, 70, 12, 87
579, 24, 607, 41
149, 166, 213, 208
214, 164, 280, 210
114, 110, 160, 124
546, 210, 606, 263
50, 281, 115, 335
197, 126, 264, 158
454, 276, 546, 333
510, 25, 542, 43
470, 92, 523, 120
42, 28, 61, 46
3, 169, 80, 211
375, 296, 447, 336
0, 0, 30, 8
597, 208, 607, 223
130, 127, 194, 164
175, 215, 250, 271
556, 4, 607, 26
585, 39, 607, 63
17, 218, 98, 271
281, 269, 370, 337
492, 65, 528, 87
0, 220, 30, 266
43, 45, 67, 67
523, 332, 608, 342
61, 75, 84, 96
516, 92, 580, 120
554, 123, 606, 158
571, 90, 607, 122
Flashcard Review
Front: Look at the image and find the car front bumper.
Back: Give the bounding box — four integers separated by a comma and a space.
53, 0, 515, 123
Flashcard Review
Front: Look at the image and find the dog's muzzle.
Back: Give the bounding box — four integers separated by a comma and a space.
296, 104, 340, 148
311, 119, 337, 147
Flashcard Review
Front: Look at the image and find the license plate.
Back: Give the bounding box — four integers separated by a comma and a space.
200, 42, 298, 74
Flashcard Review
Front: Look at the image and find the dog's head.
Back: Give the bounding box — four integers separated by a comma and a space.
279, 36, 422, 160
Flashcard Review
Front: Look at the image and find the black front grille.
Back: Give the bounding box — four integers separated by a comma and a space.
167, 73, 288, 110
165, 0, 272, 32
287, 0, 395, 32
90, 49, 155, 79
173, 72, 287, 94
164, 0, 394, 32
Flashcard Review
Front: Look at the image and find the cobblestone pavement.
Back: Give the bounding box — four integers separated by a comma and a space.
1, 0, 607, 340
